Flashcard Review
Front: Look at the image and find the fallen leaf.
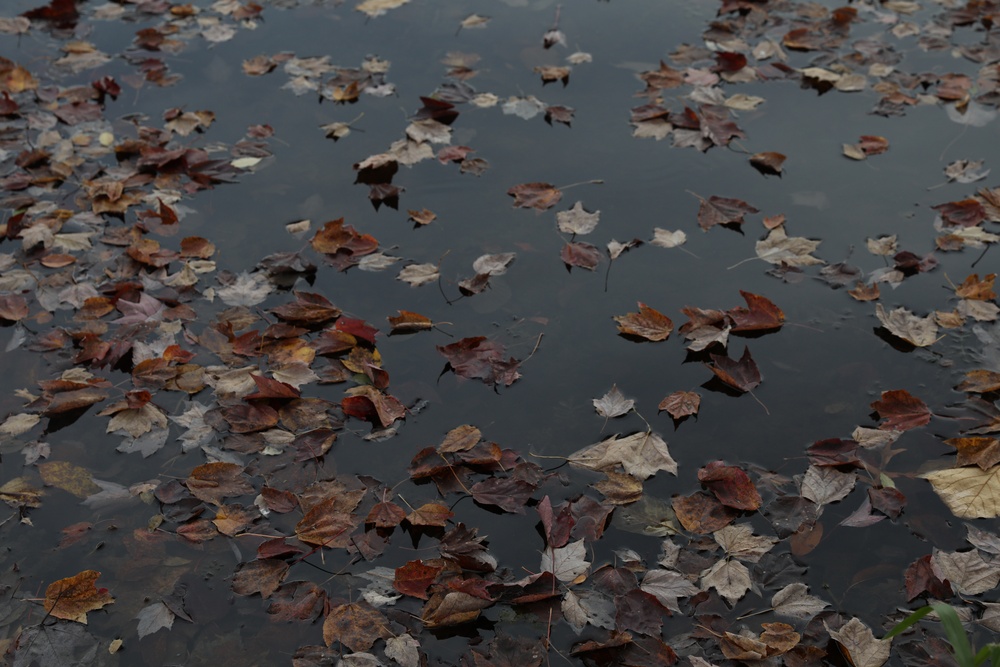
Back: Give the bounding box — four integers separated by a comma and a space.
697, 195, 759, 230
569, 431, 677, 480
44, 570, 114, 624
707, 346, 762, 393
593, 385, 635, 418
557, 201, 599, 235
323, 601, 392, 650
871, 389, 931, 431
658, 391, 701, 419
561, 242, 601, 270
755, 226, 824, 266
875, 304, 940, 347
922, 466, 1000, 518
651, 228, 687, 248
749, 152, 786, 175
614, 302, 673, 341
508, 182, 562, 210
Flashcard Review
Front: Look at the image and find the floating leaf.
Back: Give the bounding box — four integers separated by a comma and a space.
614, 302, 673, 341
44, 570, 114, 624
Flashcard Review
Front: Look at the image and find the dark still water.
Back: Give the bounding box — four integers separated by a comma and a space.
0, 0, 999, 665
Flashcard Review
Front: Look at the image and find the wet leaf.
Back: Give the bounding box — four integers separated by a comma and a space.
44, 570, 114, 624
541, 539, 589, 582
569, 431, 677, 480
755, 226, 823, 266
875, 304, 940, 347
771, 583, 829, 620
614, 302, 673, 341
323, 601, 392, 650
749, 152, 785, 175
699, 461, 762, 511
707, 346, 761, 393
557, 201, 599, 235
922, 466, 1000, 518
697, 195, 759, 230
508, 182, 562, 210
700, 559, 751, 605
727, 291, 784, 332
593, 385, 634, 419
186, 462, 254, 506
38, 461, 100, 498
658, 391, 701, 419
232, 559, 289, 598
827, 618, 889, 667
871, 389, 931, 431
561, 241, 601, 270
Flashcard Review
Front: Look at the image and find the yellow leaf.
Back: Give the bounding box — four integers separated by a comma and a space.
922, 466, 1000, 518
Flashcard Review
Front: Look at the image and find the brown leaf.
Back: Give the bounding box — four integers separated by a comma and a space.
859, 135, 889, 156
44, 570, 114, 624
186, 462, 254, 506
295, 496, 359, 547
342, 385, 406, 427
37, 461, 100, 499
507, 182, 562, 210
439, 424, 482, 453
871, 389, 931, 431
388, 309, 434, 333
707, 346, 762, 392
933, 198, 986, 227
366, 500, 407, 528
944, 437, 1000, 470
727, 291, 784, 332
561, 241, 601, 270
407, 208, 437, 225
697, 195, 759, 230
0, 294, 28, 321
672, 491, 738, 533
406, 502, 454, 526
955, 273, 997, 300
749, 152, 786, 175
614, 302, 673, 341
232, 559, 289, 598
956, 370, 1000, 393
658, 391, 701, 419
323, 601, 392, 651
848, 281, 880, 302
422, 589, 493, 627
394, 560, 443, 599
698, 461, 762, 510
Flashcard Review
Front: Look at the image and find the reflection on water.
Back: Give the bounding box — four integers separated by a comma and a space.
0, 0, 999, 663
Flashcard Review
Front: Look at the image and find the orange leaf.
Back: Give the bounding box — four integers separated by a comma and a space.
44, 570, 114, 624
614, 302, 673, 341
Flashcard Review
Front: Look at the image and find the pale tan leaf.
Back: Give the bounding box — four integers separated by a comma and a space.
932, 548, 1000, 594
875, 304, 940, 347
755, 227, 823, 266
700, 559, 751, 605
541, 539, 589, 582
771, 583, 829, 620
923, 466, 1000, 518
557, 201, 600, 235
826, 618, 889, 667
593, 385, 634, 419
651, 228, 687, 248
397, 263, 439, 287
568, 431, 677, 480
713, 523, 777, 562
800, 465, 855, 506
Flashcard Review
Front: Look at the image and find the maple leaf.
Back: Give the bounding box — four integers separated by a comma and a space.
323, 601, 392, 650
707, 346, 762, 393
727, 291, 784, 332
659, 391, 701, 419
771, 583, 829, 620
232, 559, 289, 598
593, 385, 634, 418
700, 559, 751, 605
437, 336, 521, 387
875, 304, 940, 347
568, 431, 677, 480
755, 226, 824, 266
44, 570, 114, 624
696, 195, 759, 230
557, 201, 600, 235
614, 302, 673, 341
871, 389, 931, 431
827, 618, 889, 667
541, 539, 589, 582
507, 182, 562, 210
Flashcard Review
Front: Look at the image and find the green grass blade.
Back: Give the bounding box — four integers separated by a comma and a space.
931, 603, 974, 667
884, 606, 935, 640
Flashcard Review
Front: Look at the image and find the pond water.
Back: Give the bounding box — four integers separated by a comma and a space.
0, 0, 999, 665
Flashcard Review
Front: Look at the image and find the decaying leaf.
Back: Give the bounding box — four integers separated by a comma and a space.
658, 391, 701, 419
755, 227, 823, 266
569, 431, 677, 480
44, 570, 114, 624
593, 385, 634, 419
871, 389, 931, 431
923, 466, 1000, 519
614, 303, 673, 341
875, 304, 940, 347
